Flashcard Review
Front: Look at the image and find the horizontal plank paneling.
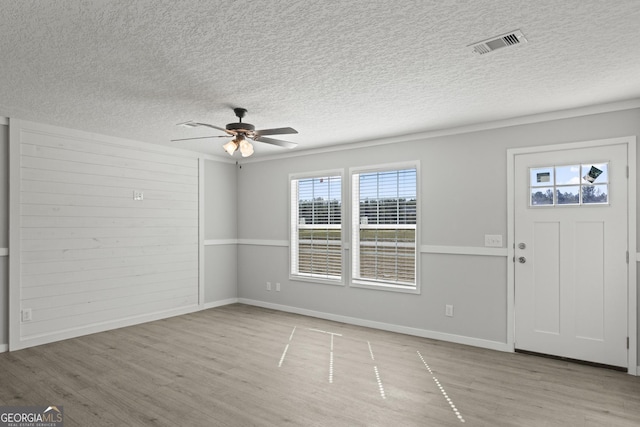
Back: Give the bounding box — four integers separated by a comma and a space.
18, 125, 200, 345
21, 227, 198, 240
21, 252, 196, 276
21, 244, 196, 263
29, 286, 196, 322
20, 192, 198, 211
20, 130, 196, 167
21, 235, 197, 251
20, 204, 197, 219
21, 270, 198, 299
21, 156, 198, 185
21, 260, 198, 287
21, 143, 198, 176
21, 216, 196, 229
25, 278, 199, 310
21, 180, 198, 201
22, 168, 197, 193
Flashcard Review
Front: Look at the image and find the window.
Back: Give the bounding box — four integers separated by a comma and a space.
290, 173, 342, 282
530, 163, 609, 206
351, 165, 418, 291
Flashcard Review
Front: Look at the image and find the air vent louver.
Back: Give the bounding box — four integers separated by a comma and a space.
469, 30, 527, 55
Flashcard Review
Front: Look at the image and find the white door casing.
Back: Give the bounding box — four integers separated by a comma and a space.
508, 137, 637, 373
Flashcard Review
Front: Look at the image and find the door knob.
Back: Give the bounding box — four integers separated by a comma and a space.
518, 256, 526, 264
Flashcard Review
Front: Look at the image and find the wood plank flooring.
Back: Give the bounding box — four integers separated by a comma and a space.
1, 303, 639, 426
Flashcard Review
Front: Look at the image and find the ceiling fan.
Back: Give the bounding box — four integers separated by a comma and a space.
172, 107, 298, 157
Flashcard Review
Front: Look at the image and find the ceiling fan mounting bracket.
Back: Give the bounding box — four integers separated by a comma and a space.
233, 108, 248, 121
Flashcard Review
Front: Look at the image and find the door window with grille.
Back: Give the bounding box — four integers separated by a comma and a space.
530, 163, 609, 206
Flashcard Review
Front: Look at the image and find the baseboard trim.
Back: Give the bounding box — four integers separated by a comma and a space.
12, 304, 203, 351
8, 298, 241, 352
238, 298, 509, 352
203, 298, 239, 309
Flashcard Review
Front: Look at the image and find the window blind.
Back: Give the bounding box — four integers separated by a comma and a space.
352, 168, 417, 288
290, 175, 342, 281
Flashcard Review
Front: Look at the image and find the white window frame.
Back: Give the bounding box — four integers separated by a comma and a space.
289, 169, 345, 285
350, 161, 420, 294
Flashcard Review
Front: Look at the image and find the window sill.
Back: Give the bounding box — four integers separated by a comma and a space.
289, 274, 345, 287
350, 280, 420, 294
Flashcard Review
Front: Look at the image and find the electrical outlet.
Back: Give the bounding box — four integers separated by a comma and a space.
266, 282, 271, 291
276, 282, 281, 292
445, 305, 454, 317
133, 190, 144, 201
484, 234, 503, 247
21, 308, 32, 322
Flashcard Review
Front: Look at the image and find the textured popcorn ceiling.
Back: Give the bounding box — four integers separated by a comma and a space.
1, 0, 640, 158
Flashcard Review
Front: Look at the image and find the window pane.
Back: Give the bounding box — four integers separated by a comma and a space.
298, 177, 341, 225
557, 186, 579, 205
555, 165, 580, 185
359, 229, 415, 284
531, 187, 554, 206
359, 169, 417, 226
582, 163, 608, 184
531, 167, 553, 187
582, 184, 608, 204
298, 229, 342, 276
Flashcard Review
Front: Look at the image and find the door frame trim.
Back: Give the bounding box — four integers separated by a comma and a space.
507, 136, 637, 375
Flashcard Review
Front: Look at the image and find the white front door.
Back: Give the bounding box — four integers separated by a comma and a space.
514, 143, 628, 367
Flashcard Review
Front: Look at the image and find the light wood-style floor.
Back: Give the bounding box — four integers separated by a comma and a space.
1, 303, 639, 426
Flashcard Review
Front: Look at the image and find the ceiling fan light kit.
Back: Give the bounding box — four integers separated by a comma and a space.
239, 137, 254, 157
172, 107, 298, 157
223, 139, 238, 155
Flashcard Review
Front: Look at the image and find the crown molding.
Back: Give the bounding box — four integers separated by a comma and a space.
241, 98, 640, 164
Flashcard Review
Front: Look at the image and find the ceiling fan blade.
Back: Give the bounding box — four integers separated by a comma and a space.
254, 135, 297, 149
197, 123, 231, 133
177, 121, 231, 134
171, 135, 231, 142
255, 127, 298, 136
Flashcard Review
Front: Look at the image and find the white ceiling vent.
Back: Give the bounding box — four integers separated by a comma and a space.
469, 30, 527, 55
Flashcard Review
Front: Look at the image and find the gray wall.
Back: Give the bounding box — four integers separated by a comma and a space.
0, 124, 7, 346
204, 160, 238, 303
236, 108, 640, 351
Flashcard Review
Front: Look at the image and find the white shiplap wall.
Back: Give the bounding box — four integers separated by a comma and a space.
15, 122, 199, 344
